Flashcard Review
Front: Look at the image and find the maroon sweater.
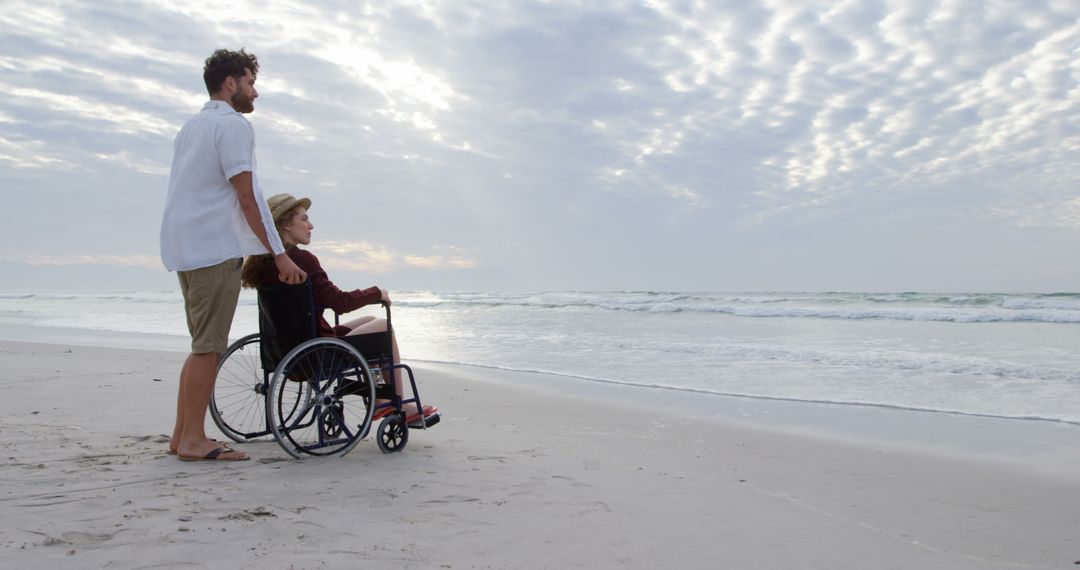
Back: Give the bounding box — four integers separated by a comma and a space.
260, 248, 381, 337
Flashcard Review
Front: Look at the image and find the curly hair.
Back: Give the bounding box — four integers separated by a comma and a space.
203, 48, 259, 96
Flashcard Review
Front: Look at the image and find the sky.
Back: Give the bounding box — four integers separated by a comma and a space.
0, 0, 1077, 292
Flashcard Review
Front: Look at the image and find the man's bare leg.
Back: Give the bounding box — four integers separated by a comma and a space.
169, 356, 231, 454
169, 356, 192, 453
175, 352, 247, 459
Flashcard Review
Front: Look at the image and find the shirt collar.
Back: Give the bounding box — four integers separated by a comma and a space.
202, 100, 238, 114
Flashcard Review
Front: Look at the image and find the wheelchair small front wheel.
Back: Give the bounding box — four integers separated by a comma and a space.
211, 333, 268, 442
376, 414, 408, 453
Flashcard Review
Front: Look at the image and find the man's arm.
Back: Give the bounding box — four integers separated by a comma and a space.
231, 171, 306, 285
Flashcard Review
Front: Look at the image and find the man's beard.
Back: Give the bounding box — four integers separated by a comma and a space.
231, 91, 254, 113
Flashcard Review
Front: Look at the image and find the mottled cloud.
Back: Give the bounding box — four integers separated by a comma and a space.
0, 0, 1076, 290
606, 0, 1080, 221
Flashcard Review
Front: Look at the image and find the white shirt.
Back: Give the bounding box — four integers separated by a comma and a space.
159, 100, 285, 272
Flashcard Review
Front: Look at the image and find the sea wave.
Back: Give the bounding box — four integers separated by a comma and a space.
695, 305, 1080, 323
394, 296, 1080, 323
412, 359, 1080, 426
1001, 297, 1080, 311
0, 291, 183, 304
6, 289, 1080, 326
7, 288, 1079, 425
609, 340, 1080, 383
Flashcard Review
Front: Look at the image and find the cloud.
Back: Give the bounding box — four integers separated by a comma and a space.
0, 0, 1077, 290
0, 82, 176, 135
403, 254, 478, 269
0, 135, 77, 169
592, 0, 1080, 226
317, 241, 478, 272
4, 254, 161, 269
92, 150, 169, 176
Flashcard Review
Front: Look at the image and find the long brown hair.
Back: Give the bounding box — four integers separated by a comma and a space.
240, 205, 302, 288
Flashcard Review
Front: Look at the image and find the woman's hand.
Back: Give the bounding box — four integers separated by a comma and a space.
379, 287, 391, 306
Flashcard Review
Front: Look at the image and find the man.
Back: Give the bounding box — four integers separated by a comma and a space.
160, 48, 305, 461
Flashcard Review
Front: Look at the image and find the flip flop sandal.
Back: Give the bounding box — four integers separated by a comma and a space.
177, 446, 249, 462
167, 440, 232, 455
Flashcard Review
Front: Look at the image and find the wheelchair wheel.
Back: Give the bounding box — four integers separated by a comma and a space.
376, 414, 408, 453
267, 338, 376, 458
211, 334, 270, 442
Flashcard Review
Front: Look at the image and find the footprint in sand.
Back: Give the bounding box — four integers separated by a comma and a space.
219, 507, 277, 521
258, 457, 290, 464
40, 530, 122, 547
466, 455, 507, 463
422, 495, 481, 505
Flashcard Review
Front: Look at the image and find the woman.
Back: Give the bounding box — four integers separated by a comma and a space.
241, 193, 435, 424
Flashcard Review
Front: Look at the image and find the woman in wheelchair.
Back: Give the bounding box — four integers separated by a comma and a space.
240, 193, 436, 425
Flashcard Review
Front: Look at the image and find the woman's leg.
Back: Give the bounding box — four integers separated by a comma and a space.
339, 315, 376, 330
343, 318, 433, 418
345, 318, 402, 394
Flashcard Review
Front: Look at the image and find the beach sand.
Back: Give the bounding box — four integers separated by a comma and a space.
2, 339, 1079, 569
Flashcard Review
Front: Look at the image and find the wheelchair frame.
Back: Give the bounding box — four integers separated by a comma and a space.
209, 280, 436, 458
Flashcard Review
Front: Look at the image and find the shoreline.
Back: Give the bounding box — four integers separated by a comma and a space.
423, 359, 1080, 480
4, 327, 1080, 474
2, 339, 1080, 567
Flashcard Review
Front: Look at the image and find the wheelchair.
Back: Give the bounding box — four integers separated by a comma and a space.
209, 280, 438, 458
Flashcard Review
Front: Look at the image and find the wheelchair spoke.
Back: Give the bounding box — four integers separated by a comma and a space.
212, 335, 269, 442
280, 386, 315, 427
268, 340, 375, 457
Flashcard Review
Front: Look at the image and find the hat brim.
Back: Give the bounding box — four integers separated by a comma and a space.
270, 195, 312, 223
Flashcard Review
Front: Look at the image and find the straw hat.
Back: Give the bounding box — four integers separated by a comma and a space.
267, 193, 312, 223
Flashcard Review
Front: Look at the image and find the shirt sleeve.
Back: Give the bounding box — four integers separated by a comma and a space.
253, 178, 286, 255
219, 117, 284, 256
289, 249, 382, 313
217, 117, 254, 181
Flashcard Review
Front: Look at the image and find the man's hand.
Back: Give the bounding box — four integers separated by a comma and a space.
275, 254, 306, 284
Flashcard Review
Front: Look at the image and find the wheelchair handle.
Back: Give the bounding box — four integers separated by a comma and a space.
331, 300, 392, 333
380, 300, 392, 333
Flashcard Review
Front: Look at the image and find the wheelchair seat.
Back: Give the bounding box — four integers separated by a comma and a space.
256, 281, 395, 373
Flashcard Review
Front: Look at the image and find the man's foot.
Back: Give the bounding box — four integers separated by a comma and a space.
177, 447, 249, 462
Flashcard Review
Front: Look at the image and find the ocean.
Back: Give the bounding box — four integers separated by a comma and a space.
2, 290, 1079, 425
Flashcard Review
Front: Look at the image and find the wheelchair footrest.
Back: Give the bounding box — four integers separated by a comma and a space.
408, 412, 440, 429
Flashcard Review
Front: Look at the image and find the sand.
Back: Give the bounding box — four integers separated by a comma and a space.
2, 339, 1079, 569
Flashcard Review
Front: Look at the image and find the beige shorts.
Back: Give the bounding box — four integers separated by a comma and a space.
178, 258, 243, 354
